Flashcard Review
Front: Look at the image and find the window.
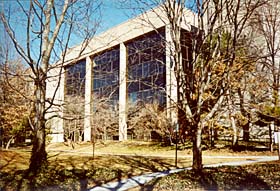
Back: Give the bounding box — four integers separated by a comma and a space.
126, 29, 166, 105
65, 59, 86, 97
92, 47, 120, 107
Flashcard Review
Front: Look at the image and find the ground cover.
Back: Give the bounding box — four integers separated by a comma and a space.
133, 160, 280, 190
1, 141, 278, 190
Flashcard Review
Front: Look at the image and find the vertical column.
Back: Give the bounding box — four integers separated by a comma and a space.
46, 66, 65, 142
119, 43, 127, 141
55, 66, 65, 142
165, 24, 178, 125
84, 56, 92, 141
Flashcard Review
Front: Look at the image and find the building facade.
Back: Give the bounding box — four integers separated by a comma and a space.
46, 5, 197, 142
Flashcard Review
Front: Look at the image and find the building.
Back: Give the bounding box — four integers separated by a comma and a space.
46, 4, 198, 142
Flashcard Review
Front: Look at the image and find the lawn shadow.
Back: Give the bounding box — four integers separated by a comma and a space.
1, 149, 181, 191
137, 165, 272, 190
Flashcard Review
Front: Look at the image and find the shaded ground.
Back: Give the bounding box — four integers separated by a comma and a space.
1, 141, 279, 190
0, 150, 172, 190
135, 160, 280, 191
0, 149, 245, 190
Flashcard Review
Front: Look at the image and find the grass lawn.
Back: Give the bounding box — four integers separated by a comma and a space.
0, 140, 278, 190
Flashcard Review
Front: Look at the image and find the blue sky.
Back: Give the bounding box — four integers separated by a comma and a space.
0, 0, 196, 63
0, 0, 131, 62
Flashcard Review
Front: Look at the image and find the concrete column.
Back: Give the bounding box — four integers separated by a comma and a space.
46, 66, 65, 142
84, 56, 92, 141
165, 24, 178, 125
119, 43, 128, 141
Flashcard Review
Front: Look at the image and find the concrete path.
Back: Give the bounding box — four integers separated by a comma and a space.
88, 156, 278, 191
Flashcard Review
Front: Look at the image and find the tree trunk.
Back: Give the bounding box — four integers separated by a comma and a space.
5, 136, 14, 150
29, 82, 48, 174
192, 123, 203, 172
269, 123, 273, 152
243, 122, 250, 142
29, 126, 47, 173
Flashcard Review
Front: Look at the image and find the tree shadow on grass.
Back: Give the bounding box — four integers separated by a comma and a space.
139, 165, 273, 191
0, 150, 181, 191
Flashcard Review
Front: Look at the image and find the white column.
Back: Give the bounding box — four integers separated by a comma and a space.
84, 57, 92, 141
165, 24, 178, 125
46, 66, 65, 142
119, 43, 127, 141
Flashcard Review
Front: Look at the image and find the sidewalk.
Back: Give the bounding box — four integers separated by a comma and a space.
88, 156, 278, 191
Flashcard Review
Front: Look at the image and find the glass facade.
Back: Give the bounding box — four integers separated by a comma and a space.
126, 29, 166, 105
92, 47, 120, 106
64, 59, 86, 141
65, 59, 86, 96
181, 29, 193, 74
180, 29, 193, 95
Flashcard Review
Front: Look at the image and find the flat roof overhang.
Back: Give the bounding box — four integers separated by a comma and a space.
56, 4, 197, 66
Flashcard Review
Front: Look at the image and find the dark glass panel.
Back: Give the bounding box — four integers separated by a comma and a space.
129, 92, 138, 103
140, 48, 152, 63
128, 81, 139, 93
137, 64, 143, 79
65, 59, 86, 97
140, 77, 152, 91
126, 29, 166, 105
142, 62, 149, 78
92, 47, 120, 108
154, 73, 166, 87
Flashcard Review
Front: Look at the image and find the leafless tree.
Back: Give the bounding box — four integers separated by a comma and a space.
128, 102, 173, 142
122, 0, 264, 171
63, 96, 85, 148
0, 0, 101, 174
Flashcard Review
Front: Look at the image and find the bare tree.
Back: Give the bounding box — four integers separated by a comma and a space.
128, 102, 172, 142
253, 0, 280, 139
63, 96, 85, 148
121, 0, 264, 171
0, 58, 32, 149
0, 0, 101, 174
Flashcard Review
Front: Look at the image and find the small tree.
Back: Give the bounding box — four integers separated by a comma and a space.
91, 96, 119, 141
128, 102, 172, 143
63, 96, 85, 148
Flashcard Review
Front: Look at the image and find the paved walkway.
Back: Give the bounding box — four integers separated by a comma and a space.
88, 156, 278, 191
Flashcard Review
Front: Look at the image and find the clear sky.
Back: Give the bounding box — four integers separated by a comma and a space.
99, 1, 131, 33
0, 0, 131, 63
0, 0, 196, 63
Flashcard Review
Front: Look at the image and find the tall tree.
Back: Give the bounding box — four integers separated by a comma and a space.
253, 0, 280, 127
0, 0, 101, 174
123, 0, 264, 171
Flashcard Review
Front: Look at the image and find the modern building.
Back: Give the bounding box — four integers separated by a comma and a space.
46, 4, 197, 142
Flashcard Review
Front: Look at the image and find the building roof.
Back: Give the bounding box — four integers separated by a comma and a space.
60, 4, 197, 65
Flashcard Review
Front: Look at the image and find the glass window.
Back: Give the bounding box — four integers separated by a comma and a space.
143, 62, 149, 78
92, 47, 120, 108
128, 82, 139, 93
129, 92, 138, 103
65, 59, 86, 97
126, 29, 166, 106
